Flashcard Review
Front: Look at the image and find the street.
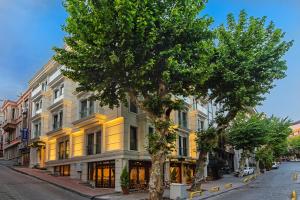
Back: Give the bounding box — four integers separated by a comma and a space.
207, 162, 300, 200
0, 161, 88, 200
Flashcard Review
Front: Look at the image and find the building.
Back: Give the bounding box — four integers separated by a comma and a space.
27, 59, 209, 191
0, 110, 4, 158
1, 90, 31, 165
290, 121, 300, 137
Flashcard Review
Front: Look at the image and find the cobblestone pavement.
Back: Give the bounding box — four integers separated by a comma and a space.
206, 162, 300, 200
0, 162, 89, 200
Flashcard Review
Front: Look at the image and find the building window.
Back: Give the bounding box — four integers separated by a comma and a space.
178, 136, 187, 156
178, 135, 182, 156
60, 84, 64, 95
96, 131, 101, 154
130, 126, 138, 151
80, 99, 95, 118
86, 131, 101, 155
41, 80, 48, 91
129, 99, 137, 113
54, 165, 70, 176
87, 133, 94, 155
33, 122, 41, 138
35, 99, 42, 112
53, 84, 64, 101
54, 89, 59, 99
183, 137, 187, 156
178, 111, 188, 129
11, 108, 15, 119
53, 111, 63, 130
58, 139, 69, 160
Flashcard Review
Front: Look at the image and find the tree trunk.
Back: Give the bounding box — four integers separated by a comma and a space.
255, 160, 260, 175
238, 151, 246, 177
190, 151, 207, 191
149, 150, 166, 200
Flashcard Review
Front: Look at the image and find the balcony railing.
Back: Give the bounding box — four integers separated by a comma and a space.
58, 150, 69, 160
86, 144, 101, 155
4, 136, 21, 148
49, 66, 65, 84
80, 108, 95, 119
31, 85, 42, 97
53, 95, 64, 104
52, 123, 62, 131
178, 148, 188, 157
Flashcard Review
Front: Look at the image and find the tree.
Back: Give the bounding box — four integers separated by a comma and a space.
265, 117, 291, 159
256, 146, 274, 171
193, 10, 292, 185
227, 113, 269, 176
288, 136, 300, 158
191, 127, 217, 190
53, 1, 214, 199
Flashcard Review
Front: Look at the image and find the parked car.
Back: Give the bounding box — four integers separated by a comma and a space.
272, 162, 279, 169
243, 167, 254, 176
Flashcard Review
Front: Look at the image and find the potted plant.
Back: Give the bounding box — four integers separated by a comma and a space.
120, 165, 130, 194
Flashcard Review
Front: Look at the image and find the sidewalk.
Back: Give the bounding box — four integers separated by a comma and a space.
95, 174, 260, 200
11, 166, 259, 200
11, 167, 116, 199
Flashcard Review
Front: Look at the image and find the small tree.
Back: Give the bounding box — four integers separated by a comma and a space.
227, 113, 268, 176
120, 165, 130, 192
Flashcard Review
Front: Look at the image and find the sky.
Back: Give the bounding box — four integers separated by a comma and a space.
0, 0, 299, 121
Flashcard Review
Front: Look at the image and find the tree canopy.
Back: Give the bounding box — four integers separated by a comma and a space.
206, 10, 293, 128
227, 113, 268, 152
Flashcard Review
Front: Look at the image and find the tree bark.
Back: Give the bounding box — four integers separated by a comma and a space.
149, 150, 166, 200
190, 151, 207, 191
255, 160, 260, 175
238, 151, 247, 177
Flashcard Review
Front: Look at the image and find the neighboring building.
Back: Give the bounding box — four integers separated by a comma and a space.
290, 121, 300, 137
27, 59, 209, 191
1, 90, 31, 165
0, 110, 4, 158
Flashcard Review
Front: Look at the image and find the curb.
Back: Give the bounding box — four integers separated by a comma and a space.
8, 166, 117, 200
197, 175, 259, 200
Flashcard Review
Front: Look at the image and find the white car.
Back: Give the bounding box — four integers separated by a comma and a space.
272, 162, 279, 169
243, 167, 254, 176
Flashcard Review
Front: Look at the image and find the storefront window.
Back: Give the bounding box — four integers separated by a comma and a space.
129, 160, 151, 189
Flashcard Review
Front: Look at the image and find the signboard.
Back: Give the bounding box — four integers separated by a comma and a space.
21, 128, 29, 141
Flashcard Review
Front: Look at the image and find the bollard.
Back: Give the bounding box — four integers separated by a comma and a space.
291, 190, 297, 200
224, 183, 233, 189
209, 186, 220, 193
243, 177, 249, 183
293, 173, 298, 181
189, 190, 203, 199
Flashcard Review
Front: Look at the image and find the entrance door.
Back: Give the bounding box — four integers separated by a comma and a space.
129, 160, 151, 189
95, 160, 115, 188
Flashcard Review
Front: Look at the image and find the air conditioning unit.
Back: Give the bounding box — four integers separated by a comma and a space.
22, 107, 28, 114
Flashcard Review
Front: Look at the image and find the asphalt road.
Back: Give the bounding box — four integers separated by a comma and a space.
0, 160, 89, 200
208, 162, 300, 200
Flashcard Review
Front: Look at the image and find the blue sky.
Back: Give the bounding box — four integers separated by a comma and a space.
0, 0, 299, 120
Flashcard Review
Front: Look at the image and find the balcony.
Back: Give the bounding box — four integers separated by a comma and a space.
197, 105, 208, 116
4, 136, 21, 150
53, 95, 64, 104
72, 113, 106, 129
32, 85, 42, 98
2, 119, 17, 131
48, 66, 65, 86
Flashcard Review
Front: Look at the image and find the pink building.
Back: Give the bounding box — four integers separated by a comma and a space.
1, 89, 31, 165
